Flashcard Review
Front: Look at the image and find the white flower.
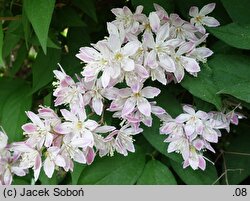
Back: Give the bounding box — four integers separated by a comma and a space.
189, 3, 220, 34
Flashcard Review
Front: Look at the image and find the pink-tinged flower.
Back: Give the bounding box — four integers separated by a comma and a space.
153, 3, 169, 23
172, 42, 200, 82
201, 120, 220, 143
22, 111, 53, 150
0, 131, 8, 150
188, 47, 213, 63
119, 83, 160, 117
107, 125, 142, 156
189, 3, 220, 34
111, 6, 145, 34
54, 109, 95, 148
12, 142, 42, 181
38, 106, 61, 127
144, 23, 182, 74
81, 79, 105, 115
53, 68, 85, 109
107, 34, 140, 79
183, 147, 206, 170
60, 134, 88, 171
43, 146, 65, 178
169, 13, 197, 40
176, 105, 208, 138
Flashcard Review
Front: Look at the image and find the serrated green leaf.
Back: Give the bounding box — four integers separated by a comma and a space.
209, 23, 250, 50
181, 64, 222, 110
32, 48, 61, 93
209, 54, 250, 103
132, 0, 174, 15
221, 0, 250, 25
24, 0, 55, 54
171, 160, 218, 184
217, 82, 250, 103
78, 147, 145, 184
137, 160, 177, 184
0, 78, 32, 142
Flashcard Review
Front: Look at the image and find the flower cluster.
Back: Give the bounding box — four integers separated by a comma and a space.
160, 105, 243, 170
0, 3, 242, 185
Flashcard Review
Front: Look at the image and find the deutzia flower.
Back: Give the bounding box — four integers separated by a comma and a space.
189, 3, 220, 34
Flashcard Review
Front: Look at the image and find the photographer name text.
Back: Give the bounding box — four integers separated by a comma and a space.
2, 187, 84, 198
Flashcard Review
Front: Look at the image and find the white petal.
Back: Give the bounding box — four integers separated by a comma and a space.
141, 86, 161, 98
138, 98, 151, 117
200, 3, 216, 16
44, 158, 55, 178
92, 97, 103, 116
149, 12, 160, 32
122, 97, 136, 116
189, 6, 198, 17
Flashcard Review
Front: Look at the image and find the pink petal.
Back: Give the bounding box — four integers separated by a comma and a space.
203, 16, 220, 27
174, 65, 185, 83
45, 133, 53, 147
22, 123, 37, 133
55, 155, 66, 167
76, 47, 100, 63
189, 6, 198, 17
141, 86, 160, 98
184, 124, 195, 136
200, 3, 216, 16
159, 54, 175, 72
122, 97, 136, 116
138, 98, 151, 117
92, 97, 103, 116
44, 158, 55, 178
145, 50, 158, 68
26, 111, 44, 128
123, 41, 139, 56
183, 105, 195, 115
85, 120, 99, 131
182, 56, 200, 73
156, 23, 169, 42
95, 126, 116, 133
176, 114, 191, 123
198, 156, 206, 170
122, 58, 134, 71
196, 110, 208, 120
149, 12, 160, 32
101, 69, 111, 88
60, 109, 77, 122
177, 42, 195, 55
86, 148, 96, 165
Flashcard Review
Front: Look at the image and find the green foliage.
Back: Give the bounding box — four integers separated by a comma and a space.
209, 23, 250, 50
78, 147, 145, 184
137, 160, 177, 184
171, 160, 219, 184
23, 0, 55, 54
0, 0, 250, 185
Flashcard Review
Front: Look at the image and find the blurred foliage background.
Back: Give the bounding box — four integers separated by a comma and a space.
0, 0, 250, 185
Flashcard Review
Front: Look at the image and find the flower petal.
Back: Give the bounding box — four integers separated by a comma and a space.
141, 86, 160, 98
138, 98, 151, 117
200, 3, 216, 16
122, 97, 136, 116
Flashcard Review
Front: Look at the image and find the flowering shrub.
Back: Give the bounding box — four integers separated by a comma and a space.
0, 0, 250, 185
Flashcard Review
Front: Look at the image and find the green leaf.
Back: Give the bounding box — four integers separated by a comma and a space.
132, 0, 174, 14
181, 64, 222, 110
0, 24, 4, 68
22, 7, 32, 49
142, 119, 182, 163
24, 0, 55, 54
208, 23, 250, 50
2, 20, 22, 58
78, 147, 145, 184
221, 0, 250, 25
0, 78, 32, 142
137, 160, 177, 184
209, 54, 250, 96
73, 0, 98, 22
71, 162, 86, 185
224, 123, 250, 184
217, 81, 250, 103
32, 48, 61, 93
171, 160, 218, 184
142, 88, 182, 162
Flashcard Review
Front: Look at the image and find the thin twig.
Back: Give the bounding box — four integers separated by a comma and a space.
224, 151, 250, 156
212, 168, 244, 185
0, 16, 21, 21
